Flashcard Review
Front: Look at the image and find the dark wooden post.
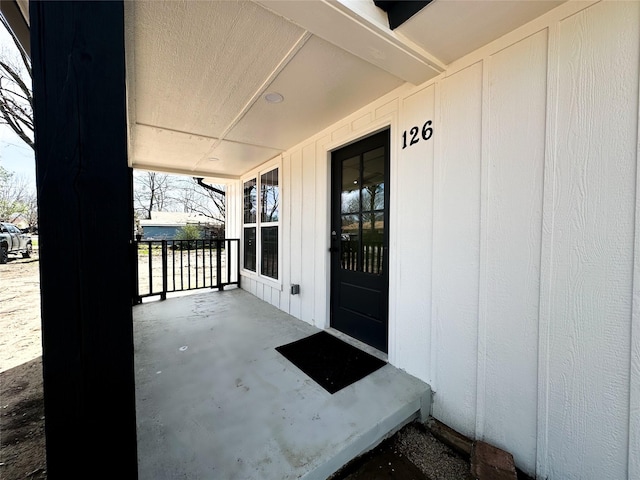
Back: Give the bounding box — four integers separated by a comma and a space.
132, 242, 141, 305
30, 2, 138, 478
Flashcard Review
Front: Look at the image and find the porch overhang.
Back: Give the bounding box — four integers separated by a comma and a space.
2, 0, 565, 181
121, 0, 564, 181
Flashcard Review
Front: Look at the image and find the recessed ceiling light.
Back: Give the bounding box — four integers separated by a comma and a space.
264, 92, 284, 103
207, 157, 220, 162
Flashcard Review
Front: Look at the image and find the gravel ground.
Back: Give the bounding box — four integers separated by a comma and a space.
333, 421, 471, 480
395, 423, 471, 479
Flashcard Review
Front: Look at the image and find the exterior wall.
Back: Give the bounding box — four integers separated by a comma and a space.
237, 1, 640, 478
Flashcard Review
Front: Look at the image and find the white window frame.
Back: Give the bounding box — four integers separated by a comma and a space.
241, 160, 281, 287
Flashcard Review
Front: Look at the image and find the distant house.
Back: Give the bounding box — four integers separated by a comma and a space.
8, 213, 29, 231
139, 212, 223, 240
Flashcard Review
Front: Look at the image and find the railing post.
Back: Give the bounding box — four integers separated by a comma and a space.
226, 239, 230, 286
217, 240, 223, 291
147, 241, 153, 295
236, 239, 241, 288
161, 240, 168, 300
195, 239, 199, 288
209, 239, 214, 289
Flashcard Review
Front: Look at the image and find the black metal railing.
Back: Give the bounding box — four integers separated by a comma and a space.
132, 239, 240, 304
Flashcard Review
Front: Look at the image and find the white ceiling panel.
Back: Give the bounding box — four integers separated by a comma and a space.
132, 125, 215, 172
226, 35, 404, 150
133, 0, 304, 138
397, 0, 564, 64
132, 125, 281, 177
200, 139, 283, 176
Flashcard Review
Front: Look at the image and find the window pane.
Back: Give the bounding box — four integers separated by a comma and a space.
244, 179, 257, 224
261, 169, 279, 222
341, 156, 360, 214
361, 147, 385, 211
244, 227, 256, 272
261, 226, 278, 279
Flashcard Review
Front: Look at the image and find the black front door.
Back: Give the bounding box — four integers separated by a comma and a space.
330, 129, 390, 353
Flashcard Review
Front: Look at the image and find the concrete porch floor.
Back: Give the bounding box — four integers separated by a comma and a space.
133, 288, 430, 480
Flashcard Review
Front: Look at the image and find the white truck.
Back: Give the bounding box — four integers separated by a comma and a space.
0, 222, 33, 263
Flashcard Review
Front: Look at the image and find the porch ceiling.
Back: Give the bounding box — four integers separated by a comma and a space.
123, 0, 564, 181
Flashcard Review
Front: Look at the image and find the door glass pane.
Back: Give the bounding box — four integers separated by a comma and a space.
260, 169, 279, 222
362, 146, 385, 275
341, 214, 359, 271
338, 146, 386, 275
341, 156, 360, 214
362, 213, 384, 274
361, 147, 385, 211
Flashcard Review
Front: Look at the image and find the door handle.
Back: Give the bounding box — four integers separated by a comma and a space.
329, 230, 338, 253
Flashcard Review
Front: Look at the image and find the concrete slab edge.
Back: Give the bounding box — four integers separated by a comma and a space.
313, 398, 422, 480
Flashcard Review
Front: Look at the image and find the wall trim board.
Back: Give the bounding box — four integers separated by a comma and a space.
387, 115, 399, 366
430, 79, 441, 391
300, 142, 317, 325
475, 56, 489, 441
314, 134, 331, 330
280, 152, 292, 315
630, 31, 640, 479
288, 149, 304, 319
536, 19, 560, 479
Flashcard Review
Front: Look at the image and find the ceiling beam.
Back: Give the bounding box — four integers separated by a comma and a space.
255, 0, 445, 85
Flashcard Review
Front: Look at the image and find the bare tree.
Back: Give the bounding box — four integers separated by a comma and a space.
133, 171, 177, 219
178, 178, 225, 224
0, 15, 33, 150
133, 171, 226, 226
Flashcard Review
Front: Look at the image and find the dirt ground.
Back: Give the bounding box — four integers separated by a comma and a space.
0, 252, 47, 480
0, 255, 42, 373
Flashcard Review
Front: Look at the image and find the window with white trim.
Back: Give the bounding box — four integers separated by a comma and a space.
243, 167, 279, 280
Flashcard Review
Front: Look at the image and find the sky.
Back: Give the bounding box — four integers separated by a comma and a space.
0, 20, 36, 188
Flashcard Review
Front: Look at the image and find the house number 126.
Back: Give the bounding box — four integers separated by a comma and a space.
402, 120, 433, 149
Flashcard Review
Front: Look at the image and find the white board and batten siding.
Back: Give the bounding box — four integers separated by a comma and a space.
539, 3, 640, 479
236, 1, 640, 478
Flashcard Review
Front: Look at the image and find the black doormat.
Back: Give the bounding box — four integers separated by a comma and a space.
276, 331, 386, 394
